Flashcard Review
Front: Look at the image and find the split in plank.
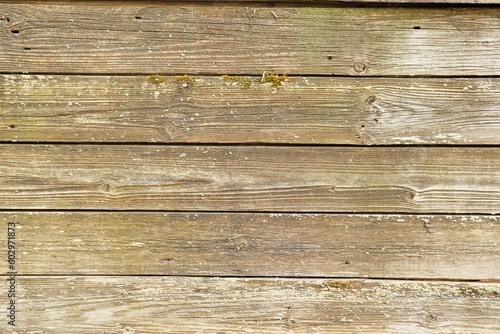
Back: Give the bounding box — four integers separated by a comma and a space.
0, 145, 499, 213
0, 277, 498, 333
1, 5, 500, 76
1, 75, 499, 145
1, 213, 499, 279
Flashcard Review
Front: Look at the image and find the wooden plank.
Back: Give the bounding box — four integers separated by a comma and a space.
2, 213, 499, 279
1, 5, 500, 76
0, 145, 499, 213
2, 1, 499, 4
1, 277, 498, 333
2, 75, 499, 145
335, 0, 500, 2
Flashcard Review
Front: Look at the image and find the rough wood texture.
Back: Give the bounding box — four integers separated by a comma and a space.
2, 213, 498, 279
0, 145, 499, 213
2, 0, 499, 4
2, 75, 499, 145
1, 277, 498, 333
1, 1, 499, 332
1, 5, 499, 76
341, 0, 500, 2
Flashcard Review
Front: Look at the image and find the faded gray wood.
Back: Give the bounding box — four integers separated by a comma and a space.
2, 0, 499, 4
1, 277, 498, 333
0, 145, 499, 213
1, 75, 499, 145
1, 5, 500, 76
1, 213, 499, 279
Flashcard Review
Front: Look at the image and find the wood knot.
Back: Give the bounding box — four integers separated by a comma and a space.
424, 314, 437, 323
353, 61, 368, 74
357, 126, 374, 145
160, 123, 181, 139
365, 95, 377, 104
284, 317, 299, 328
404, 189, 417, 202
99, 183, 113, 193
230, 236, 251, 252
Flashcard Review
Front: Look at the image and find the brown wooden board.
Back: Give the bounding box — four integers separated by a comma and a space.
0, 277, 498, 333
2, 75, 499, 145
1, 5, 500, 76
1, 1, 499, 4
1, 213, 499, 279
0, 145, 499, 213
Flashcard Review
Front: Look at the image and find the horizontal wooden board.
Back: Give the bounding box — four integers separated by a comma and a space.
2, 75, 499, 145
336, 0, 500, 2
0, 145, 499, 213
2, 1, 499, 4
0, 277, 498, 333
2, 213, 499, 279
1, 5, 499, 76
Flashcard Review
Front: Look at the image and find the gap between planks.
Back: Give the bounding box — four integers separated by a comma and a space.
1, 276, 499, 333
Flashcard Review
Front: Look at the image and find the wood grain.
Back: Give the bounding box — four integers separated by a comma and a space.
0, 145, 499, 213
1, 277, 498, 333
2, 75, 499, 145
2, 0, 499, 4
1, 212, 499, 279
1, 5, 499, 76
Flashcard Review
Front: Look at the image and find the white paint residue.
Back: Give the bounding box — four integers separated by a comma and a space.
393, 136, 427, 144
130, 242, 144, 246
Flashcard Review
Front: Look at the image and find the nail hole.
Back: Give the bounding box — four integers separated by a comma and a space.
326, 55, 333, 60
360, 124, 365, 128
11, 29, 19, 34
344, 261, 351, 265
413, 26, 421, 29
5, 17, 11, 23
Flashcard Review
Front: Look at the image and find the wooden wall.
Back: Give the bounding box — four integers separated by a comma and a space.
1, 0, 499, 332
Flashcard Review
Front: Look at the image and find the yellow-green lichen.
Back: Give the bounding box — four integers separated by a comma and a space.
221, 75, 253, 90
148, 74, 166, 85
261, 70, 286, 88
175, 75, 195, 83
175, 75, 197, 88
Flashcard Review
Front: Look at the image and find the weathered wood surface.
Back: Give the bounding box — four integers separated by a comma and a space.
334, 0, 500, 2
0, 145, 499, 213
1, 277, 498, 333
2, 213, 499, 279
2, 75, 499, 145
2, 0, 499, 4
1, 5, 500, 76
